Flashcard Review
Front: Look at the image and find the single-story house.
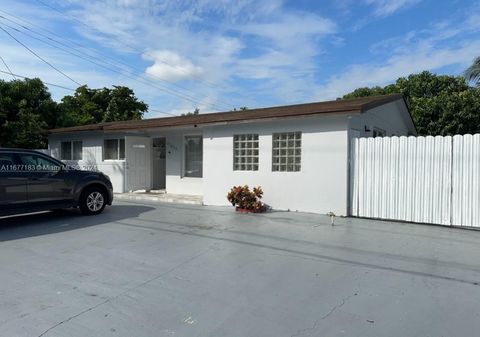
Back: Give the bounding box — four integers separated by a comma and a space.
48, 94, 416, 216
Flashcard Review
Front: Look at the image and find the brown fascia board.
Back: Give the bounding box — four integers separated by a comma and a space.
358, 94, 417, 135
104, 108, 361, 131
48, 122, 111, 134
49, 94, 404, 134
358, 93, 404, 112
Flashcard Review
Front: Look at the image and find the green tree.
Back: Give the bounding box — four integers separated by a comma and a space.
104, 86, 148, 122
342, 86, 393, 98
4, 111, 48, 149
0, 78, 59, 148
181, 108, 200, 116
342, 71, 480, 136
465, 57, 480, 86
231, 106, 249, 112
59, 85, 148, 126
0, 79, 148, 148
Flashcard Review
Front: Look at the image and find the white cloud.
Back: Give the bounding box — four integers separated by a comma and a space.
240, 12, 335, 43
323, 47, 478, 100
312, 7, 480, 101
466, 14, 480, 31
228, 12, 336, 103
0, 39, 119, 100
365, 0, 421, 17
2, 0, 478, 117
57, 0, 338, 109
144, 50, 204, 82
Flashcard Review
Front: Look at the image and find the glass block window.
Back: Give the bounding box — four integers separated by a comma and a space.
233, 134, 259, 171
272, 132, 301, 172
61, 141, 82, 160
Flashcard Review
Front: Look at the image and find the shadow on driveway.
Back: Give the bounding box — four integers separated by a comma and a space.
0, 204, 155, 242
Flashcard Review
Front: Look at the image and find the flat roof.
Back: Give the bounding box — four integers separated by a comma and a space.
49, 94, 405, 134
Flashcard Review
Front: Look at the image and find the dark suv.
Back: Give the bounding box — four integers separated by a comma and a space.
0, 148, 113, 216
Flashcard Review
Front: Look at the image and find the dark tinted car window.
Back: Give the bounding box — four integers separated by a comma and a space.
19, 154, 61, 172
0, 153, 17, 170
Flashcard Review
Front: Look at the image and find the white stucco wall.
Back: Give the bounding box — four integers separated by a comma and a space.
47, 99, 414, 215
348, 100, 415, 138
49, 128, 204, 195
202, 115, 350, 215
48, 133, 126, 193
147, 128, 203, 195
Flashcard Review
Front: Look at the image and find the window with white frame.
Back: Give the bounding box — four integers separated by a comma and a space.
61, 141, 83, 160
104, 139, 125, 160
272, 132, 301, 172
233, 134, 259, 171
184, 135, 203, 177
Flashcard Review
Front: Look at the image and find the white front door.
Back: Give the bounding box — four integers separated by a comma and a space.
125, 136, 151, 192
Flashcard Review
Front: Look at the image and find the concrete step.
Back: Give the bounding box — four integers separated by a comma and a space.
114, 192, 203, 205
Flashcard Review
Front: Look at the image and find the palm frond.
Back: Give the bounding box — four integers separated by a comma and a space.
464, 57, 480, 86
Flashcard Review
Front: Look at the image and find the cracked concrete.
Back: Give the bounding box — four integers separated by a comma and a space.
37, 246, 212, 337
291, 292, 358, 337
1, 201, 480, 336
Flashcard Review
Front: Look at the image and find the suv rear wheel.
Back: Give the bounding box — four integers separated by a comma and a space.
79, 186, 107, 215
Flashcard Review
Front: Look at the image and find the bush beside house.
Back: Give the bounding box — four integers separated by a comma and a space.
227, 185, 266, 213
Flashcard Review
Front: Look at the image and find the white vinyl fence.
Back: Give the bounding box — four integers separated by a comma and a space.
350, 134, 480, 227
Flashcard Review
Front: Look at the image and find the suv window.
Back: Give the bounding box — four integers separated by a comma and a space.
0, 153, 18, 172
19, 154, 61, 172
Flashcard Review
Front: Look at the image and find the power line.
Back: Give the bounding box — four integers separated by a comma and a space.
0, 12, 228, 109
33, 0, 219, 87
0, 69, 75, 90
148, 108, 176, 116
0, 16, 233, 109
0, 10, 130, 70
31, 0, 257, 107
0, 11, 207, 117
0, 21, 231, 112
0, 10, 148, 82
0, 55, 15, 79
0, 16, 232, 111
0, 25, 82, 86
0, 69, 176, 116
3, 9, 256, 112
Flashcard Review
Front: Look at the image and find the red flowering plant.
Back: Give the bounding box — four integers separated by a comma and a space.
227, 185, 265, 212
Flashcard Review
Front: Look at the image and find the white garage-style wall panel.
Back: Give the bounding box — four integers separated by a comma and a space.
351, 134, 480, 228
203, 115, 350, 215
351, 136, 451, 225
452, 134, 480, 227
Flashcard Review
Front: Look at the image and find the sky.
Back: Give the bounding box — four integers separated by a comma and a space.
0, 0, 479, 117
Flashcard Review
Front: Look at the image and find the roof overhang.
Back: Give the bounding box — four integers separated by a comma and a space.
49, 94, 406, 135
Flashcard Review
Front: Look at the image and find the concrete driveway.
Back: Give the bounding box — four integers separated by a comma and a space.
1, 201, 480, 337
